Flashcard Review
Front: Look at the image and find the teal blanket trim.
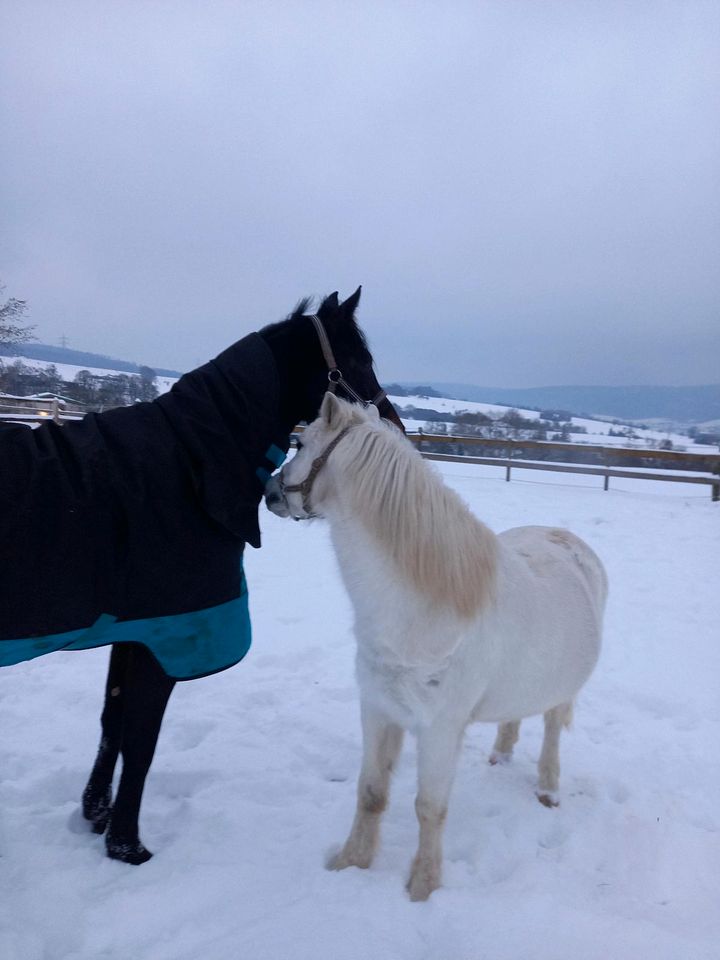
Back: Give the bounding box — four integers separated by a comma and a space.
265, 443, 287, 468
256, 442, 287, 488
0, 589, 251, 681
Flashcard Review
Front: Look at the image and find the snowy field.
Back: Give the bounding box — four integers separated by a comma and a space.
1, 464, 719, 960
390, 394, 718, 453
6, 354, 178, 395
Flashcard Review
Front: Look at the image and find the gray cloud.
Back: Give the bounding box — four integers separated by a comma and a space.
2, 0, 718, 386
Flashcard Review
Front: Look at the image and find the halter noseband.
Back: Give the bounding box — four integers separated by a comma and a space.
280, 424, 354, 518
309, 314, 387, 408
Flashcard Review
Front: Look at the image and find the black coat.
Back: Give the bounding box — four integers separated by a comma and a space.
0, 333, 289, 678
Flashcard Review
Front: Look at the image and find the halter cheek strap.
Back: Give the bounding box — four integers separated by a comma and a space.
277, 312, 386, 518
309, 315, 387, 408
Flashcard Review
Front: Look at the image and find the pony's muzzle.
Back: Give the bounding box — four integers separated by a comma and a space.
264, 476, 291, 518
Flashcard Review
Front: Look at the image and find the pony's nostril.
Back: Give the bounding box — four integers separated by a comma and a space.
264, 480, 290, 516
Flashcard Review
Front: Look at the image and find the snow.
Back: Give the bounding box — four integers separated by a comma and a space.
1, 465, 719, 960
388, 394, 716, 453
4, 355, 178, 395
389, 393, 545, 421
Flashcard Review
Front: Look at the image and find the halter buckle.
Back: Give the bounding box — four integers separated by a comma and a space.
311, 314, 384, 410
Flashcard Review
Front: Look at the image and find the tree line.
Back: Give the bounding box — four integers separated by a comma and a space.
0, 358, 159, 410
1, 283, 159, 411
397, 403, 589, 445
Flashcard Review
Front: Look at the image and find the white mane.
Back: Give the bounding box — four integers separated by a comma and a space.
329, 409, 498, 620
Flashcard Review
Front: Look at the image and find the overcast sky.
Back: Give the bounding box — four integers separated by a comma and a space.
1, 1, 718, 386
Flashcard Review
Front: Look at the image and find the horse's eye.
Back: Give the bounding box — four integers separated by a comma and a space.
296, 440, 303, 451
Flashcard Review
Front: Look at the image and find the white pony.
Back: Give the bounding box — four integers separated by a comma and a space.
266, 394, 607, 901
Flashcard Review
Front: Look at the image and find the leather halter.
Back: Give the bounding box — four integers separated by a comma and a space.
309, 314, 387, 408
280, 424, 354, 518
277, 314, 384, 518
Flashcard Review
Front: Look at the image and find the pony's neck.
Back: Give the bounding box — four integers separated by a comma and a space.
259, 316, 325, 434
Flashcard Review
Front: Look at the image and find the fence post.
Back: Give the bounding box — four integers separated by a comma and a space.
52, 398, 61, 423
604, 472, 609, 491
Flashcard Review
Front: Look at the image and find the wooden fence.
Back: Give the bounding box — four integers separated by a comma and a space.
5, 401, 718, 500
0, 396, 84, 425
406, 433, 720, 501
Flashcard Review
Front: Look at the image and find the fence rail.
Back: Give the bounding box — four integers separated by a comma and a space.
0, 397, 84, 424
406, 433, 720, 501
417, 451, 719, 500
407, 431, 720, 471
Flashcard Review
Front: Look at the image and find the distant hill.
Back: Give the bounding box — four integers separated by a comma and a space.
407, 383, 720, 424
0, 342, 183, 379
5, 345, 717, 423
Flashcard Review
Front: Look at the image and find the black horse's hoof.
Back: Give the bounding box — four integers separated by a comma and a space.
106, 835, 153, 865
82, 785, 112, 834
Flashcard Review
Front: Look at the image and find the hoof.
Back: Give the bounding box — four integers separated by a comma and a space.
326, 848, 371, 871
489, 751, 512, 766
406, 871, 439, 902
536, 791, 560, 808
406, 858, 440, 901
82, 785, 112, 834
106, 836, 153, 865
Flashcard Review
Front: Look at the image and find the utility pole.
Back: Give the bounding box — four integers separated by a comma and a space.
59, 334, 69, 349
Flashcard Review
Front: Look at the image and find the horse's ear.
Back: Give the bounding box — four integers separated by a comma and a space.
321, 292, 340, 312
366, 402, 380, 421
321, 391, 346, 429
340, 285, 362, 319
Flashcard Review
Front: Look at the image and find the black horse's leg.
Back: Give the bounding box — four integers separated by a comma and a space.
82, 643, 131, 834
105, 642, 175, 864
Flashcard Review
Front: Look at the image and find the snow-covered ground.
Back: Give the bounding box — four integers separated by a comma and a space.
390, 394, 718, 454
1, 464, 718, 959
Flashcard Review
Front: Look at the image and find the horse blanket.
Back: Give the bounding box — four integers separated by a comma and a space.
0, 333, 288, 680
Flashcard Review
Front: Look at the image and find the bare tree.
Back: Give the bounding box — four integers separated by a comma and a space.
0, 283, 35, 348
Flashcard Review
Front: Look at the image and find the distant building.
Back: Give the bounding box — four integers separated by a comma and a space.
540, 409, 573, 422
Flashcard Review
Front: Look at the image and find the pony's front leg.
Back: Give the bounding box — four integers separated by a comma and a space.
407, 722, 464, 901
328, 704, 404, 871
82, 644, 131, 833
106, 643, 175, 864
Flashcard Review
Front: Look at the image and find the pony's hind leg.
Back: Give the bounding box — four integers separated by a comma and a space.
537, 702, 573, 807
105, 642, 175, 864
328, 704, 404, 872
489, 720, 521, 765
83, 644, 130, 833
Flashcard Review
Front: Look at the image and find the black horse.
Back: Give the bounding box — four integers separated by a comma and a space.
0, 287, 402, 864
